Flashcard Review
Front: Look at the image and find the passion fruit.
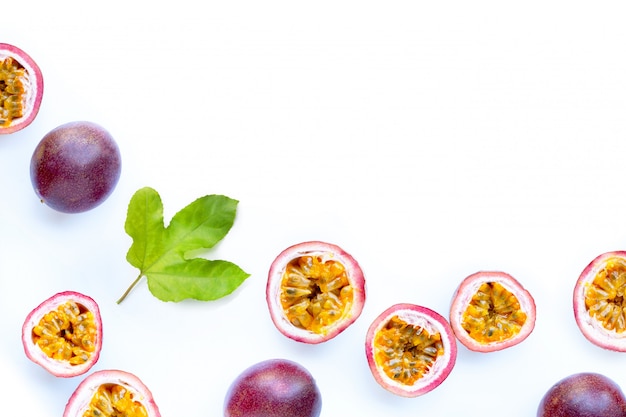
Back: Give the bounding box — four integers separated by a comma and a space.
63, 369, 161, 417
266, 241, 366, 344
365, 303, 457, 397
0, 43, 44, 134
537, 372, 626, 417
224, 358, 322, 417
449, 271, 536, 352
22, 291, 102, 378
30, 121, 121, 213
574, 251, 626, 351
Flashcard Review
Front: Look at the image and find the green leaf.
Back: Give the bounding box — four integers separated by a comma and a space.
118, 187, 250, 303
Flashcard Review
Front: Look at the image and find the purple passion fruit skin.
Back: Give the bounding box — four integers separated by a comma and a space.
224, 359, 322, 417
22, 291, 102, 378
63, 369, 161, 417
30, 121, 121, 213
537, 372, 626, 417
0, 43, 44, 135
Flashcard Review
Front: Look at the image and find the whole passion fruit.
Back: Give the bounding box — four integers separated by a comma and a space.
63, 369, 161, 417
574, 251, 626, 351
22, 291, 102, 378
224, 358, 322, 417
537, 372, 626, 417
365, 303, 457, 398
30, 121, 121, 213
266, 241, 366, 344
449, 271, 536, 352
0, 43, 44, 135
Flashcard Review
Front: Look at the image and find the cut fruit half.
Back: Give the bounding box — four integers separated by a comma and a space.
0, 43, 43, 134
22, 291, 102, 377
266, 241, 366, 344
365, 303, 457, 397
449, 271, 536, 352
63, 369, 161, 417
574, 251, 626, 351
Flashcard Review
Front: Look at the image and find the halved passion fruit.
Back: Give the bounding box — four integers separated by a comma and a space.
0, 43, 44, 134
266, 241, 366, 344
449, 271, 536, 352
22, 291, 102, 377
574, 251, 626, 351
365, 303, 457, 397
63, 369, 161, 417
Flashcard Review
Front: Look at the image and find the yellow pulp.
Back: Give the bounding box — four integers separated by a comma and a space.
280, 255, 354, 334
585, 257, 626, 332
83, 384, 148, 417
373, 316, 444, 385
0, 56, 26, 127
461, 282, 527, 344
31, 301, 97, 366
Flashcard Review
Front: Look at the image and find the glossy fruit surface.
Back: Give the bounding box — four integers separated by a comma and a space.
574, 251, 626, 351
0, 43, 44, 134
449, 271, 536, 352
537, 372, 626, 417
63, 369, 161, 417
30, 121, 121, 213
266, 241, 366, 344
224, 358, 322, 417
22, 291, 102, 378
365, 303, 457, 397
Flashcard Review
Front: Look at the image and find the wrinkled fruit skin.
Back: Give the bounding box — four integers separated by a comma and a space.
365, 303, 457, 398
537, 372, 626, 417
30, 121, 121, 213
0, 43, 44, 135
224, 359, 322, 417
266, 241, 366, 344
574, 251, 626, 351
22, 291, 102, 378
449, 271, 536, 352
64, 369, 161, 417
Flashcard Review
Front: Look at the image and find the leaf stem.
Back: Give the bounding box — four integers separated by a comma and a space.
116, 273, 144, 304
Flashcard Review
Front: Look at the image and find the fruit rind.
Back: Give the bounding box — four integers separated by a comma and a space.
537, 372, 626, 417
30, 120, 122, 213
224, 358, 322, 417
574, 251, 626, 352
365, 303, 457, 398
63, 369, 161, 417
449, 271, 536, 352
266, 241, 366, 344
22, 291, 102, 378
0, 43, 44, 135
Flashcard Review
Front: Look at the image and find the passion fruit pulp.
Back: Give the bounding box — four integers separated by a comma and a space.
266, 241, 366, 344
22, 291, 102, 378
574, 251, 626, 351
449, 271, 536, 352
224, 359, 322, 417
537, 372, 626, 417
30, 121, 121, 213
365, 303, 457, 397
63, 369, 161, 417
0, 43, 44, 134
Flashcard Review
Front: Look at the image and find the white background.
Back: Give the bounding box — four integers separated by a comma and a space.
3, 1, 626, 416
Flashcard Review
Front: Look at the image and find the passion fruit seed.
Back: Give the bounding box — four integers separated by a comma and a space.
584, 256, 626, 333
0, 56, 27, 127
281, 255, 353, 334
373, 315, 444, 386
31, 301, 97, 366
84, 384, 148, 417
461, 281, 527, 344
